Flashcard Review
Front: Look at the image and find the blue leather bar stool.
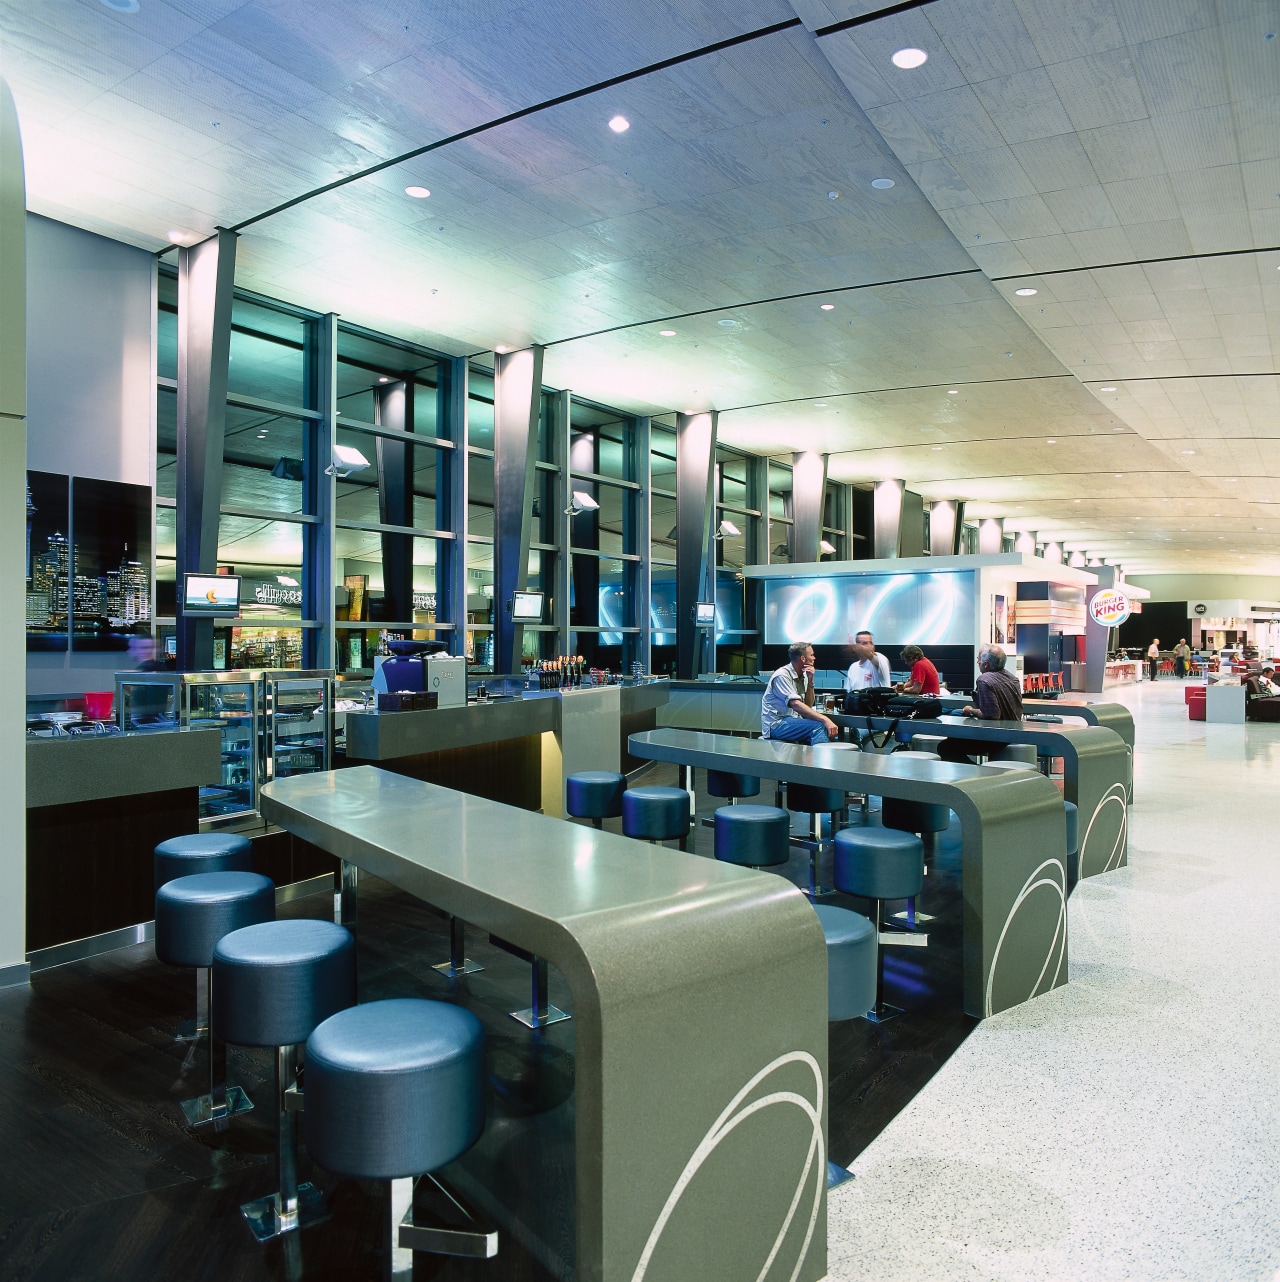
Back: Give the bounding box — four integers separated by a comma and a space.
622, 785, 691, 850
712, 804, 790, 869
832, 827, 925, 1023
813, 902, 877, 1190
213, 919, 357, 1242
706, 769, 761, 804
566, 770, 626, 830
154, 831, 253, 891
909, 734, 946, 754
994, 743, 1038, 766
783, 782, 846, 898
154, 870, 275, 1126
306, 999, 496, 1277
983, 758, 1037, 773
882, 796, 951, 853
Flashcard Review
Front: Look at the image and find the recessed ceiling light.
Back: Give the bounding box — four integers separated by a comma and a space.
871, 178, 895, 190
1226, 477, 1238, 482
1181, 449, 1195, 454
814, 403, 828, 408
608, 115, 630, 133
404, 185, 431, 198
659, 329, 676, 337
1014, 288, 1037, 296
820, 303, 835, 311
932, 445, 943, 451
378, 376, 390, 383
1115, 474, 1123, 478
947, 389, 958, 394
166, 230, 190, 244
1046, 438, 1056, 444
100, 0, 140, 10
1100, 386, 1116, 392
494, 345, 509, 354
717, 318, 738, 327
1074, 499, 1081, 503
827, 190, 841, 200
892, 47, 928, 69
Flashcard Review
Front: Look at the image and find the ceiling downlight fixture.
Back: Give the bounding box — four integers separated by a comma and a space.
1014, 288, 1037, 296
404, 185, 431, 198
659, 329, 676, 337
871, 178, 895, 190
892, 47, 928, 69
608, 115, 630, 133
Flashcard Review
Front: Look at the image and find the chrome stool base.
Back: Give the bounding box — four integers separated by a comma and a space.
511, 1003, 570, 1029
433, 916, 484, 978
181, 1084, 253, 1127
241, 1181, 328, 1242
389, 1173, 498, 1278
864, 1001, 904, 1024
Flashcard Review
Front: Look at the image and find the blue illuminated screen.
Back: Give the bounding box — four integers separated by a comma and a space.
763, 572, 975, 647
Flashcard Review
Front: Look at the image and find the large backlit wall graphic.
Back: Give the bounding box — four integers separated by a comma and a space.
763, 572, 975, 647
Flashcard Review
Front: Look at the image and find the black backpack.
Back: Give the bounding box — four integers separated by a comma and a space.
881, 695, 943, 720
843, 688, 893, 716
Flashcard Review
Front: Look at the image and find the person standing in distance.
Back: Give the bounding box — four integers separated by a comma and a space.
1147, 637, 1161, 681
844, 629, 891, 693
761, 641, 837, 745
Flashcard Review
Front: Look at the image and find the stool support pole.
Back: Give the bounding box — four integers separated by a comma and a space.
386, 1177, 415, 1282
433, 915, 483, 978
180, 968, 253, 1127
865, 898, 904, 1024
338, 860, 359, 931
511, 957, 570, 1028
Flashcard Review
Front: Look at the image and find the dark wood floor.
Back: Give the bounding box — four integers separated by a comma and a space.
0, 767, 976, 1281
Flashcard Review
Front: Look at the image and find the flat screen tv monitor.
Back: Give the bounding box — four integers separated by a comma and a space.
183, 573, 241, 617
695, 601, 716, 626
512, 590, 545, 622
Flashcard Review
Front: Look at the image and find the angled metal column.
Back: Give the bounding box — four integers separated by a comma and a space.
790, 451, 827, 564
551, 391, 572, 656
303, 313, 337, 669
634, 416, 652, 673
176, 227, 236, 672
374, 379, 414, 624
873, 478, 905, 559
978, 517, 1004, 555
492, 346, 543, 675
928, 500, 964, 556
675, 411, 716, 680
442, 357, 469, 655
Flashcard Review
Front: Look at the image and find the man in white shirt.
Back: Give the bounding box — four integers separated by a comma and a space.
761, 641, 837, 744
845, 630, 891, 693
1146, 638, 1160, 681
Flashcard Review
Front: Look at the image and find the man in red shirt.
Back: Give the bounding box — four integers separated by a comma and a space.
897, 644, 940, 696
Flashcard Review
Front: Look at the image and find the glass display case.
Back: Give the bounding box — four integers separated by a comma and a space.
187, 676, 258, 822
116, 673, 181, 732
266, 674, 332, 783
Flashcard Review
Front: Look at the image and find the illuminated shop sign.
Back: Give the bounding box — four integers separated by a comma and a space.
254, 583, 302, 606
762, 572, 975, 646
1088, 589, 1131, 627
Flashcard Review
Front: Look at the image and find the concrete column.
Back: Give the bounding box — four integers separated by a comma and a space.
928, 499, 963, 556
978, 517, 1004, 555
790, 451, 827, 563
675, 411, 715, 679
442, 356, 469, 655
1083, 565, 1119, 694
1042, 541, 1063, 564
634, 415, 652, 673
1014, 529, 1036, 555
1068, 550, 1086, 568
0, 77, 28, 985
492, 345, 543, 674
873, 478, 904, 559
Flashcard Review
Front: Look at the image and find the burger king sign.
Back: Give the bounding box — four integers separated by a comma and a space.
1089, 588, 1131, 628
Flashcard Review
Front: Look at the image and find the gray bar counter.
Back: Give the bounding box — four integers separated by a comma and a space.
628, 728, 1069, 1021
1024, 698, 1136, 800
261, 765, 828, 1282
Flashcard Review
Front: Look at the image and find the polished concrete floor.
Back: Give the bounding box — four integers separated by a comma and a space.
827, 679, 1280, 1282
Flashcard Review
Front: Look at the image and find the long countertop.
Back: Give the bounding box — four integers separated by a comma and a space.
26, 726, 223, 808
260, 765, 827, 1282
345, 679, 669, 761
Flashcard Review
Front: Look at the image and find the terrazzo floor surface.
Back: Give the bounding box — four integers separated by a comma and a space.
825, 679, 1280, 1282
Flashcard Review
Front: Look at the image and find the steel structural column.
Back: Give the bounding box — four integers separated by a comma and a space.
492, 346, 544, 675
374, 380, 414, 624
634, 416, 652, 673
1083, 565, 1118, 694
552, 391, 572, 657
303, 313, 337, 670
928, 499, 964, 556
176, 227, 237, 672
978, 517, 1004, 555
443, 357, 469, 656
791, 451, 827, 564
873, 478, 905, 560
676, 411, 716, 680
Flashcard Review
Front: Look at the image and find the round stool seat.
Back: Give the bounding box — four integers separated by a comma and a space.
832, 827, 924, 900
814, 905, 876, 1021
994, 743, 1038, 765
1064, 800, 1078, 858
154, 832, 253, 891
890, 750, 941, 760
565, 771, 626, 821
910, 734, 946, 752
155, 872, 275, 969
881, 795, 950, 835
706, 770, 761, 800
786, 783, 845, 814
213, 919, 356, 1048
622, 786, 689, 842
713, 805, 790, 867
983, 758, 1037, 773
305, 998, 486, 1181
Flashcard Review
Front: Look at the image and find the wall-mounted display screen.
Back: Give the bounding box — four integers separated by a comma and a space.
695, 601, 716, 626
512, 590, 545, 621
183, 573, 241, 616
762, 572, 975, 647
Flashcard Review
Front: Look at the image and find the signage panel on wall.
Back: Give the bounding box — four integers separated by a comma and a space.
762, 572, 976, 647
1088, 588, 1131, 628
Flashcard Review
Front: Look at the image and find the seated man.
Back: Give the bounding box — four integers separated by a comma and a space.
1258, 667, 1280, 698
761, 641, 838, 745
939, 644, 1023, 762
896, 644, 940, 696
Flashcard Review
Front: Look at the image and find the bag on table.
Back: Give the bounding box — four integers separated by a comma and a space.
881, 695, 943, 720
858, 717, 901, 754
843, 688, 893, 717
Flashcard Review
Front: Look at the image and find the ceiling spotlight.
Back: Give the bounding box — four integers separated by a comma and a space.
715, 519, 741, 539
1014, 288, 1037, 296
325, 444, 371, 478
814, 402, 827, 408
819, 539, 837, 555
892, 47, 928, 68
378, 376, 390, 383
820, 303, 835, 310
947, 388, 958, 394
1115, 473, 1123, 478
494, 344, 508, 354
871, 178, 895, 190
828, 191, 840, 200
166, 230, 191, 244
659, 329, 676, 337
1046, 438, 1056, 444
566, 490, 600, 516
1074, 499, 1081, 503
608, 115, 630, 133
932, 445, 943, 451
1100, 386, 1117, 392
1181, 449, 1195, 454
404, 185, 431, 198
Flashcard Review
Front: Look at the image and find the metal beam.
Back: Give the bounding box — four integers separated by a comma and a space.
492, 346, 543, 674
374, 379, 414, 624
303, 313, 336, 669
176, 227, 236, 671
928, 500, 964, 556
790, 451, 827, 564
676, 411, 716, 679
442, 356, 468, 655
634, 415, 652, 674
